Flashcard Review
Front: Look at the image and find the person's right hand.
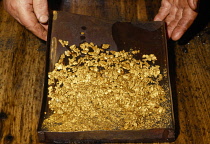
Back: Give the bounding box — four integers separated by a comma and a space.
3, 0, 49, 41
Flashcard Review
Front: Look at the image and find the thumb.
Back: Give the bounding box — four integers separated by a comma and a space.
33, 0, 49, 24
188, 0, 199, 10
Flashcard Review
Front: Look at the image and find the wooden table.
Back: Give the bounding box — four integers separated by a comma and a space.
0, 0, 209, 144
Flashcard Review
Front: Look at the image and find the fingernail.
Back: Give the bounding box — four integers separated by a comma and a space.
39, 15, 49, 23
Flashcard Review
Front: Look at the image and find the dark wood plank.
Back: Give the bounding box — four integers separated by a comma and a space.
50, 0, 148, 21
173, 29, 210, 144
0, 2, 46, 144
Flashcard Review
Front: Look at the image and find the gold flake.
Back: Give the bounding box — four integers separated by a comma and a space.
42, 42, 171, 132
102, 44, 110, 49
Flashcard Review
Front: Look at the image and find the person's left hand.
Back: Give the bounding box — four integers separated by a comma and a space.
3, 0, 49, 41
154, 0, 199, 41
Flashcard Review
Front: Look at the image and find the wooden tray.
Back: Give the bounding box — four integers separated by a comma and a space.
37, 11, 175, 143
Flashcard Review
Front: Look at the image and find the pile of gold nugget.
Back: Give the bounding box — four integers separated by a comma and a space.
42, 41, 171, 132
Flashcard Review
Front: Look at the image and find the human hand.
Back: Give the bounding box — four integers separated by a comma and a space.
154, 0, 199, 41
3, 0, 48, 41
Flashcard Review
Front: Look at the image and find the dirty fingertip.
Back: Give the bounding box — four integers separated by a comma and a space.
39, 15, 49, 23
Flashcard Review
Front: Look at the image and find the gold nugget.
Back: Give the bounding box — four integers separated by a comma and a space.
43, 42, 171, 132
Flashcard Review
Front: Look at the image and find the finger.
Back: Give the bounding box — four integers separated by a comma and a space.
33, 0, 49, 24
188, 0, 199, 10
171, 8, 197, 41
18, 4, 47, 41
167, 8, 183, 38
154, 0, 171, 21
165, 5, 178, 25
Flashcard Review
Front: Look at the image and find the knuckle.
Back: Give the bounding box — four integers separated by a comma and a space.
176, 24, 188, 31
167, 24, 174, 29
4, 2, 17, 12
34, 0, 48, 10
25, 23, 38, 31
161, 0, 171, 8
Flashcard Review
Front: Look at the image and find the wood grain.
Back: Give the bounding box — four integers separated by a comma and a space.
59, 0, 148, 21
0, 0, 209, 144
0, 3, 46, 144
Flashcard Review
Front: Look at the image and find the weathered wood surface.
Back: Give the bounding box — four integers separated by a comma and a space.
0, 0, 209, 144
